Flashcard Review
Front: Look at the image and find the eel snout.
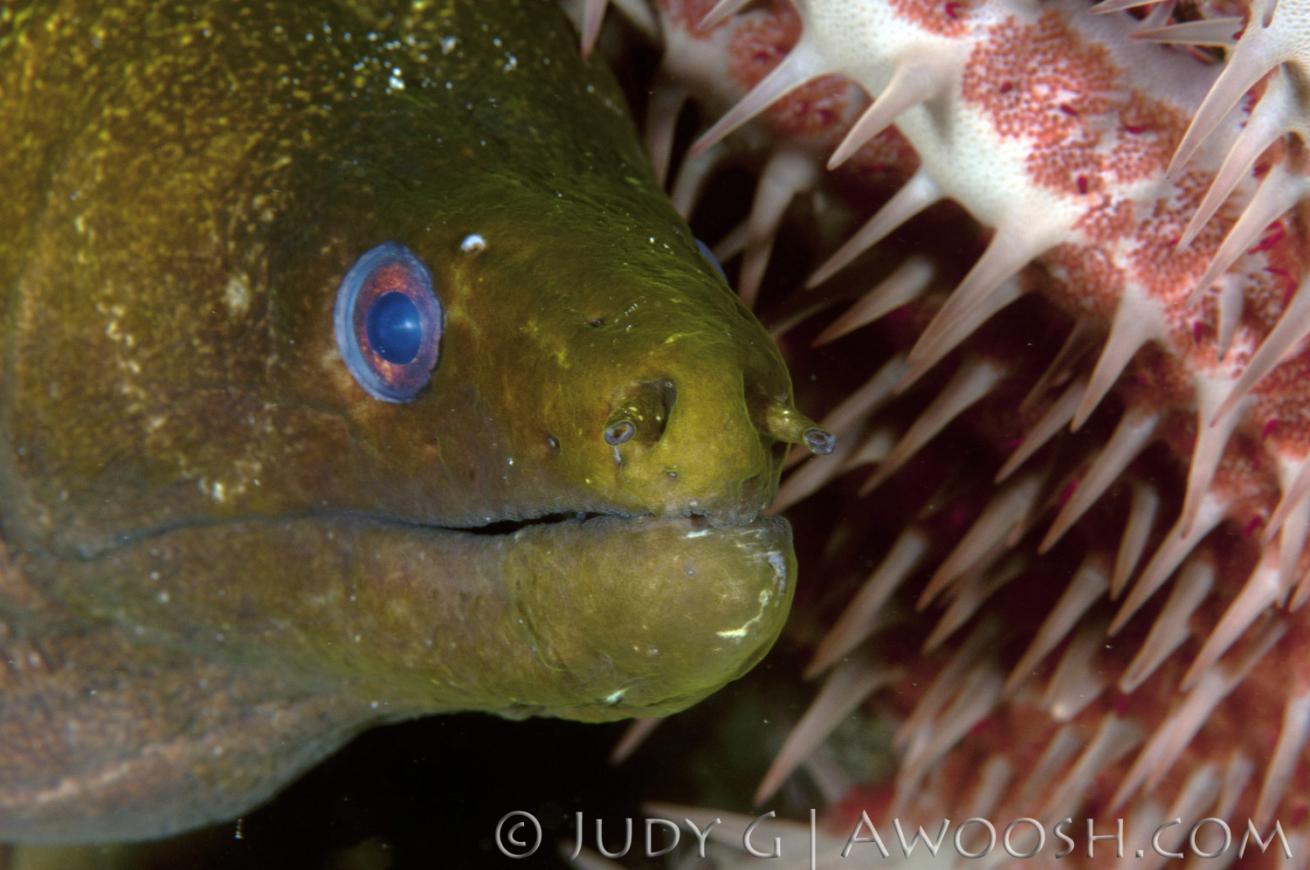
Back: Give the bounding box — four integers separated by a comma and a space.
590, 366, 834, 526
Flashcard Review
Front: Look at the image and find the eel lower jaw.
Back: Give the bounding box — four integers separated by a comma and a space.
486, 512, 797, 722
53, 510, 796, 724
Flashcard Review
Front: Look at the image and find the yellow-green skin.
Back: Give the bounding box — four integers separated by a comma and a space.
0, 0, 808, 843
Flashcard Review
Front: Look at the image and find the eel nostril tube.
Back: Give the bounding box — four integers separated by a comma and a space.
603, 419, 636, 445
762, 401, 836, 455
604, 380, 677, 446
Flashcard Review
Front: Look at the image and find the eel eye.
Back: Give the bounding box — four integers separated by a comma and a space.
334, 242, 444, 402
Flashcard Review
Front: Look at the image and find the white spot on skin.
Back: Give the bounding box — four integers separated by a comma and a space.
198, 478, 227, 502
765, 551, 789, 593
716, 589, 773, 640
460, 233, 487, 253
604, 689, 626, 704
223, 273, 251, 316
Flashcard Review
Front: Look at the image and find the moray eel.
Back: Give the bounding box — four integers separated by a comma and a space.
0, 0, 827, 843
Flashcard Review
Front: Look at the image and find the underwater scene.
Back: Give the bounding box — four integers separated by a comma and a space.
2, 0, 1309, 867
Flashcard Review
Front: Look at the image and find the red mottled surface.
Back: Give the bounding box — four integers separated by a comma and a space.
963, 13, 1118, 195
889, 0, 976, 35
644, 0, 1310, 855
658, 0, 721, 36
725, 1, 801, 88
1113, 91, 1192, 184
1046, 242, 1129, 318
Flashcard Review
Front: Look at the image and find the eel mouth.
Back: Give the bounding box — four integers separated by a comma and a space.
436, 506, 745, 537
58, 508, 797, 722
78, 497, 766, 558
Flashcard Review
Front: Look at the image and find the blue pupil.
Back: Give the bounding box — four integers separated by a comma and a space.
366, 292, 423, 365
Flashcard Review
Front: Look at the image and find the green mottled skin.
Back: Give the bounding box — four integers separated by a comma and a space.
0, 0, 805, 843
